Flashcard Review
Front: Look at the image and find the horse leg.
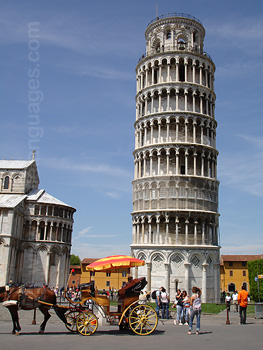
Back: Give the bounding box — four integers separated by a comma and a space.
38, 306, 51, 334
7, 306, 21, 335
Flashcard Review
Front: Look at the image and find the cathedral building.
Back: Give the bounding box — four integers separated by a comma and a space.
0, 154, 76, 287
131, 13, 220, 302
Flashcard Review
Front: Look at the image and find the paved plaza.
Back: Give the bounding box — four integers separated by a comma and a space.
0, 306, 262, 350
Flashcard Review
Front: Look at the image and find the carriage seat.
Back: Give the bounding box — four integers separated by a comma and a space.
118, 277, 147, 300
117, 277, 147, 311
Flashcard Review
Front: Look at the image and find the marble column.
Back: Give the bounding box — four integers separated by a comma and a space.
164, 263, 170, 294
202, 263, 208, 302
146, 262, 152, 291
184, 262, 191, 293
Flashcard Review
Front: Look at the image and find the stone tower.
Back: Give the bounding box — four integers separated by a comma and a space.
131, 13, 220, 302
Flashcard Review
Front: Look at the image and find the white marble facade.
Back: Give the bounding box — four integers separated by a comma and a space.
131, 13, 220, 302
0, 157, 75, 288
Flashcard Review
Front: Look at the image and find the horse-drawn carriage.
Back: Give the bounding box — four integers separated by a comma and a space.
58, 276, 158, 336
0, 255, 158, 336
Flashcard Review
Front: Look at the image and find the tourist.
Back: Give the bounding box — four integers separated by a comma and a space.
232, 290, 238, 312
225, 292, 232, 311
161, 287, 170, 319
182, 290, 190, 325
238, 284, 249, 325
188, 286, 202, 335
155, 287, 162, 317
172, 289, 184, 325
139, 291, 147, 304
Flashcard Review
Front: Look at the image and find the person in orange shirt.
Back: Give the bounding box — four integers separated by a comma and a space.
238, 284, 249, 324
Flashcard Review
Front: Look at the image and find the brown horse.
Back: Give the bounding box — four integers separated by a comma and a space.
0, 286, 56, 334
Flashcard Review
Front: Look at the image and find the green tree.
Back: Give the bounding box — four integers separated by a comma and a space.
248, 259, 263, 302
70, 254, 81, 266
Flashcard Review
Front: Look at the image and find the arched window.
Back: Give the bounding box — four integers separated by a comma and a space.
193, 31, 196, 43
50, 251, 56, 266
166, 29, 171, 39
179, 63, 185, 82
3, 176, 9, 189
38, 221, 45, 240
178, 38, 186, 50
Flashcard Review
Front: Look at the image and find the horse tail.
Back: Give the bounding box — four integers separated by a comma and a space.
53, 293, 57, 306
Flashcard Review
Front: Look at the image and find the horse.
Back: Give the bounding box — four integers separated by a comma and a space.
0, 286, 56, 334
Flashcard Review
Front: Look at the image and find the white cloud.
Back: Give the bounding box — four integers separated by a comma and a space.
73, 228, 118, 242
106, 192, 120, 199
72, 226, 92, 240
50, 125, 94, 138
216, 59, 260, 78
206, 17, 263, 63
238, 134, 263, 149
78, 227, 92, 236
72, 65, 134, 81
221, 244, 263, 255
0, 9, 139, 58
71, 242, 131, 260
43, 157, 131, 178
218, 134, 263, 197
207, 18, 263, 46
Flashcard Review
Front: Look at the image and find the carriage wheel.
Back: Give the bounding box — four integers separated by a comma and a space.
65, 310, 81, 332
76, 312, 98, 336
128, 304, 158, 335
119, 316, 129, 331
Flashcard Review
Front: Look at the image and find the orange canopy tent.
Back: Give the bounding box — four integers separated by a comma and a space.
86, 255, 145, 272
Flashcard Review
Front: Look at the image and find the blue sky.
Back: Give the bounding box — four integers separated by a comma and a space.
1, 0, 262, 259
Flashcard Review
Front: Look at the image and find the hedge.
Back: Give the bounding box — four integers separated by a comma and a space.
248, 259, 263, 302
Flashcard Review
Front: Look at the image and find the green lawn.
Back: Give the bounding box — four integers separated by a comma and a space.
109, 301, 255, 316
201, 303, 226, 314
136, 302, 227, 314
247, 304, 255, 316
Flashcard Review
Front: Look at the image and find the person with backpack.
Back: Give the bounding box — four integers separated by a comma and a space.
188, 286, 202, 335
153, 287, 162, 317
160, 287, 170, 319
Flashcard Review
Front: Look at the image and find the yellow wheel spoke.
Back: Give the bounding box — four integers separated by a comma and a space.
76, 312, 98, 336
140, 323, 144, 334
145, 321, 154, 328
130, 318, 141, 325
134, 322, 142, 331
128, 305, 158, 335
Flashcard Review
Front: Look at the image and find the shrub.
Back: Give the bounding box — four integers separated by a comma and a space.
248, 259, 263, 302
70, 254, 81, 265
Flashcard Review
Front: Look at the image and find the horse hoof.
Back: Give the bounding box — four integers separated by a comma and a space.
38, 330, 44, 334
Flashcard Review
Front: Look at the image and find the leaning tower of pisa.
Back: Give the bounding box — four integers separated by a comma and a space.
131, 13, 220, 302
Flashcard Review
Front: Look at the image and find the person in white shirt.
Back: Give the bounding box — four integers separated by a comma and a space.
232, 290, 238, 312
225, 292, 232, 311
161, 287, 170, 319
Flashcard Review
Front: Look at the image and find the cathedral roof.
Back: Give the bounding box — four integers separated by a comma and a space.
0, 194, 26, 208
0, 160, 35, 170
27, 189, 75, 210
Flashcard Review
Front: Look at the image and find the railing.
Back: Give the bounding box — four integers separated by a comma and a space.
147, 13, 203, 27
138, 47, 213, 64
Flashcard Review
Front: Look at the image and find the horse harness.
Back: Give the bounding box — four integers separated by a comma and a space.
6, 286, 50, 308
